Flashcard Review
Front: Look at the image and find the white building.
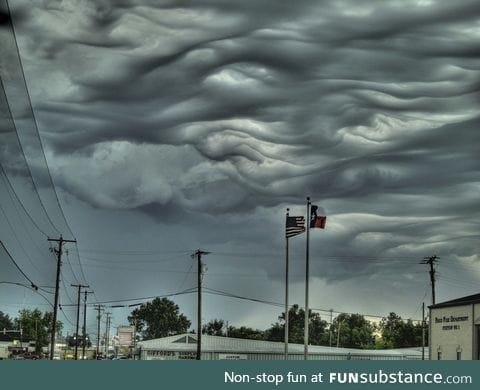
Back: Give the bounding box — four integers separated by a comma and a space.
429, 293, 480, 360
137, 333, 423, 360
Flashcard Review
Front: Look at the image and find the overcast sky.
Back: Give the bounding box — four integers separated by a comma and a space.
1, 0, 480, 337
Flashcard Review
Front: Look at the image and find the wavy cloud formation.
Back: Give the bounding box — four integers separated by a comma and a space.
7, 0, 480, 301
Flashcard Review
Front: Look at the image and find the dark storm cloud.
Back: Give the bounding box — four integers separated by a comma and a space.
8, 0, 480, 289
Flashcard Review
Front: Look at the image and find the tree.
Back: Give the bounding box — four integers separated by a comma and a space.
128, 297, 190, 340
202, 319, 225, 336
0, 311, 14, 342
330, 313, 375, 349
0, 311, 13, 330
226, 326, 264, 340
14, 309, 63, 353
379, 312, 425, 348
264, 304, 329, 345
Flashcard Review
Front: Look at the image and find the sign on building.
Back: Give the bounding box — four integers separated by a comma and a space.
117, 326, 135, 347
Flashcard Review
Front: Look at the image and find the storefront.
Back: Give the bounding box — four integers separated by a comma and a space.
429, 293, 480, 360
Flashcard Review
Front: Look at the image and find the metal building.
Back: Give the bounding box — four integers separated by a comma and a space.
429, 293, 480, 360
137, 333, 423, 360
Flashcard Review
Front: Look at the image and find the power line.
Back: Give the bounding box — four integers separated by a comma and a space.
64, 251, 80, 285
78, 248, 193, 256
62, 287, 197, 307
202, 287, 424, 322
71, 242, 89, 286
0, 201, 48, 278
0, 240, 38, 290
0, 165, 49, 237
0, 77, 61, 236
0, 281, 52, 308
177, 256, 196, 292
58, 304, 76, 328
5, 0, 74, 240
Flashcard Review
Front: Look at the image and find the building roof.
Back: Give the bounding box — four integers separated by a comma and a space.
137, 334, 423, 357
430, 293, 480, 309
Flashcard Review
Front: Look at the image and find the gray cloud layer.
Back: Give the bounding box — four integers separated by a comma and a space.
6, 0, 480, 313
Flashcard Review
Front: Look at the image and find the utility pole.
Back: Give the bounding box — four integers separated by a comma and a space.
422, 302, 426, 360
131, 314, 138, 359
329, 309, 333, 347
192, 249, 209, 360
104, 312, 111, 357
48, 235, 76, 360
336, 321, 341, 348
421, 255, 439, 305
94, 305, 103, 358
82, 290, 94, 359
71, 284, 89, 360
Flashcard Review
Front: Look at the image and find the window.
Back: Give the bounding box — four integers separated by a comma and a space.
437, 351, 442, 360
457, 351, 461, 360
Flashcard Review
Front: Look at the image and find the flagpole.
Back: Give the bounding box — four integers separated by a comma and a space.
285, 208, 290, 360
304, 197, 310, 360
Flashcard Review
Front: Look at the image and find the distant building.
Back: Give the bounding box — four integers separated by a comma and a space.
137, 333, 423, 360
429, 293, 480, 360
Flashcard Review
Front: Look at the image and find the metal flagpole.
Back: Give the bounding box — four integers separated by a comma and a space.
284, 208, 290, 360
304, 197, 311, 360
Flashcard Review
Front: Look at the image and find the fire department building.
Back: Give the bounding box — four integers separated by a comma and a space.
429, 293, 480, 360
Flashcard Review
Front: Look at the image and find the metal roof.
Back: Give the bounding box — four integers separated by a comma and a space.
137, 334, 423, 357
429, 293, 480, 309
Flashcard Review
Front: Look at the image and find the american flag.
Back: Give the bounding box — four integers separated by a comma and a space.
286, 216, 306, 238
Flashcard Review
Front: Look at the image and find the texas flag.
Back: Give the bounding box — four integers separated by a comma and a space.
310, 205, 327, 229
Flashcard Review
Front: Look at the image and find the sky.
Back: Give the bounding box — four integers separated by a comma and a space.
1, 0, 480, 340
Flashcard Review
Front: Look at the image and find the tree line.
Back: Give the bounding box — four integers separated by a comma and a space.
127, 298, 427, 349
1, 298, 426, 353
0, 309, 62, 353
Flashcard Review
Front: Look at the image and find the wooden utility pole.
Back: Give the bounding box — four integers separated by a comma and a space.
94, 305, 103, 358
82, 290, 93, 359
421, 255, 439, 305
71, 284, 89, 360
104, 312, 111, 357
48, 235, 76, 360
422, 302, 426, 360
192, 249, 209, 360
329, 309, 333, 347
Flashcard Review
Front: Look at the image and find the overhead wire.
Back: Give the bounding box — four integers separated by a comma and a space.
0, 201, 47, 277
5, 0, 72, 239
78, 248, 193, 256
64, 250, 80, 284
61, 287, 198, 308
0, 164, 49, 238
3, 2, 93, 312
0, 281, 52, 308
177, 256, 196, 292
58, 304, 77, 328
0, 240, 38, 290
0, 76, 60, 236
